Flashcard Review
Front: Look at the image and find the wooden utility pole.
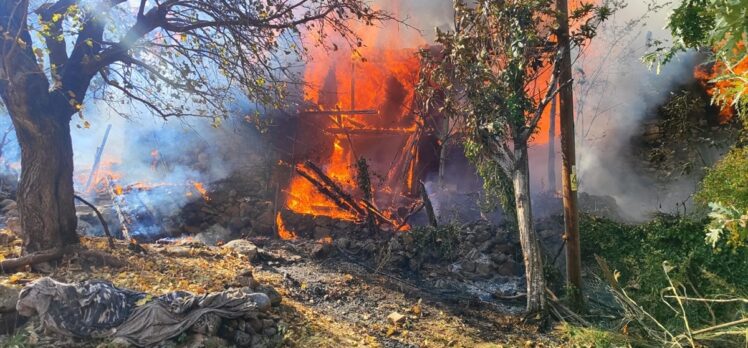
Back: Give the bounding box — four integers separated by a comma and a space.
557, 0, 583, 307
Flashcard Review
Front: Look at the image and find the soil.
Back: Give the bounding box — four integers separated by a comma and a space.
0, 235, 559, 347
251, 240, 558, 347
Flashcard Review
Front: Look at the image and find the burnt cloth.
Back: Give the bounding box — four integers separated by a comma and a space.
17, 277, 271, 346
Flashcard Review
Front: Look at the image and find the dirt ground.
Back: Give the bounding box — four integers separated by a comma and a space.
0, 235, 560, 347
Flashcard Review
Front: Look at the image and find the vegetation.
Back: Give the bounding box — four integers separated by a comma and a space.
645, 0, 748, 120
0, 0, 390, 254
418, 0, 611, 313
581, 214, 748, 333
696, 146, 748, 212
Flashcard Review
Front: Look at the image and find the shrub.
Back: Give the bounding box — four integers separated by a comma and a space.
580, 214, 748, 331
695, 146, 748, 212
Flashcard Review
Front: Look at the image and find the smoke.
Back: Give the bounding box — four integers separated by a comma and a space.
530, 1, 719, 221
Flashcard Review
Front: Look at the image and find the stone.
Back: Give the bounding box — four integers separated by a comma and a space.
491, 252, 509, 264
311, 243, 332, 259
254, 210, 275, 233
223, 239, 258, 260
235, 270, 260, 288
333, 237, 350, 249
234, 330, 253, 347
181, 334, 228, 348
461, 260, 476, 273
195, 224, 232, 246
479, 239, 497, 252
97, 337, 132, 348
313, 226, 332, 239
474, 255, 496, 277
0, 285, 20, 312
335, 220, 352, 230
248, 318, 263, 332
497, 260, 522, 276
254, 284, 282, 307
250, 335, 265, 348
387, 311, 406, 325
262, 327, 276, 337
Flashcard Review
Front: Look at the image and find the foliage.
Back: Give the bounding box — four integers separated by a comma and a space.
705, 202, 748, 248
408, 224, 462, 262
417, 0, 611, 214
643, 0, 748, 120
556, 322, 632, 348
646, 90, 715, 177
581, 214, 748, 331
1, 0, 391, 121
695, 146, 748, 212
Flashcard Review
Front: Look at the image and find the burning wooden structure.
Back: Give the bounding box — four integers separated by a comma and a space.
274, 47, 441, 237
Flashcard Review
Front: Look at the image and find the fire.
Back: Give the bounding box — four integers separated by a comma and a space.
114, 185, 123, 196
694, 49, 747, 123
191, 181, 210, 201
283, 11, 423, 222
276, 212, 297, 240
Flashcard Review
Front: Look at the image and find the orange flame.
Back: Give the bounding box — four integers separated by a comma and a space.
191, 181, 210, 201
276, 212, 297, 240
694, 49, 747, 123
285, 23, 422, 221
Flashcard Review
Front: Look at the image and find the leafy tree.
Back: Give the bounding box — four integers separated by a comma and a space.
418, 0, 609, 313
0, 0, 390, 254
644, 0, 748, 120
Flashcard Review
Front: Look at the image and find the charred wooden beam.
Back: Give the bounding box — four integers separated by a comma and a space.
300, 109, 378, 116
323, 128, 415, 136
360, 199, 398, 227
84, 124, 112, 191
302, 161, 367, 216
106, 178, 133, 241
294, 166, 359, 216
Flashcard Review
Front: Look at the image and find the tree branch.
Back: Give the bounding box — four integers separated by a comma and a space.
519, 50, 570, 143
36, 0, 76, 77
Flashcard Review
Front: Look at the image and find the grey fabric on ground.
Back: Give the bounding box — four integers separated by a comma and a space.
17, 277, 272, 347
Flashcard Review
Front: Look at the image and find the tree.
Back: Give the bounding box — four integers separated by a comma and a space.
644, 0, 748, 121
0, 0, 390, 254
419, 0, 608, 313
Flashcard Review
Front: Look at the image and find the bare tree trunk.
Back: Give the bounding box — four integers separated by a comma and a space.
9, 104, 79, 253
512, 144, 546, 313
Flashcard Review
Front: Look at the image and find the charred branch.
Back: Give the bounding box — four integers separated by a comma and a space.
324, 128, 416, 136
419, 181, 437, 227
301, 161, 367, 216
294, 166, 359, 216
73, 194, 114, 249
300, 110, 378, 116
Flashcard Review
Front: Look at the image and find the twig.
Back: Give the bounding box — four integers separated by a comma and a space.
74, 194, 115, 249
663, 262, 695, 347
